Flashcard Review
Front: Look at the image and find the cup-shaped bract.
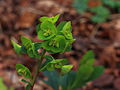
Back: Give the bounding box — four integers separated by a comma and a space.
38, 21, 57, 40
41, 35, 67, 53
39, 14, 60, 24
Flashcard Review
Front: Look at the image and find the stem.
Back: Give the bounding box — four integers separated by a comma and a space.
30, 49, 46, 90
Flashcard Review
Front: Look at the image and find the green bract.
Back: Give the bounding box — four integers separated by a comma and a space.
37, 15, 75, 53
16, 64, 32, 79
11, 40, 21, 54
39, 14, 60, 24
41, 35, 67, 53
38, 21, 57, 40
60, 22, 73, 40
40, 59, 68, 72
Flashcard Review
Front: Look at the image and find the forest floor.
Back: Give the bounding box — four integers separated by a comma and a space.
0, 0, 120, 90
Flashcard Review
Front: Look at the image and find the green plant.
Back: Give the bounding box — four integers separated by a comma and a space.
73, 0, 120, 23
0, 77, 14, 90
11, 14, 104, 90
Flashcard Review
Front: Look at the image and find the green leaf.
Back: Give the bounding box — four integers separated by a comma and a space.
43, 71, 60, 90
40, 59, 68, 72
31, 43, 41, 58
90, 6, 110, 23
91, 15, 107, 23
60, 21, 73, 40
21, 46, 27, 54
57, 21, 67, 32
21, 36, 40, 58
102, 0, 116, 8
21, 79, 32, 86
11, 40, 21, 54
0, 78, 7, 90
80, 50, 95, 65
61, 65, 73, 74
72, 65, 94, 88
38, 21, 57, 40
86, 66, 104, 81
72, 0, 88, 13
34, 42, 42, 51
21, 36, 32, 49
39, 14, 60, 24
44, 55, 54, 61
16, 64, 32, 79
62, 39, 75, 53
21, 36, 35, 57
25, 84, 31, 90
59, 71, 76, 89
50, 59, 68, 64
36, 24, 41, 34
41, 35, 66, 53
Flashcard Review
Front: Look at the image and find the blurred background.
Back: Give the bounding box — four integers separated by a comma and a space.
0, 0, 120, 90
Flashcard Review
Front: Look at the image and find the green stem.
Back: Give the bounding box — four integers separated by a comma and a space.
30, 49, 46, 90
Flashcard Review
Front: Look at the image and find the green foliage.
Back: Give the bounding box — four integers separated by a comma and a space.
61, 65, 73, 74
16, 64, 32, 79
73, 0, 88, 13
38, 21, 57, 40
0, 77, 14, 90
90, 6, 110, 23
43, 71, 60, 90
42, 50, 104, 90
73, 0, 120, 23
0, 78, 7, 90
12, 15, 104, 90
40, 58, 69, 72
11, 40, 21, 54
39, 14, 60, 24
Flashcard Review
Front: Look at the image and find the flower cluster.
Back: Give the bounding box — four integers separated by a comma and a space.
37, 14, 75, 53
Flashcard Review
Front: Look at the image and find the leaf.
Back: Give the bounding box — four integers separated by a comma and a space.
80, 50, 95, 65
62, 39, 75, 53
21, 46, 27, 54
21, 36, 35, 57
38, 21, 57, 40
39, 14, 60, 24
16, 64, 32, 79
21, 36, 32, 49
91, 15, 107, 23
34, 42, 42, 51
31, 43, 41, 58
57, 21, 67, 32
41, 35, 66, 53
60, 21, 73, 40
21, 36, 40, 58
73, 0, 88, 13
0, 78, 7, 90
86, 66, 104, 81
25, 84, 31, 90
90, 6, 110, 23
43, 71, 60, 90
61, 65, 73, 74
72, 65, 94, 88
21, 79, 32, 86
40, 59, 68, 72
102, 0, 116, 8
36, 24, 41, 34
44, 55, 54, 61
11, 40, 21, 54
59, 71, 76, 89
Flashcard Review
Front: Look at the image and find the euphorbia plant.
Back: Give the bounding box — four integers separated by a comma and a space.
11, 14, 104, 90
